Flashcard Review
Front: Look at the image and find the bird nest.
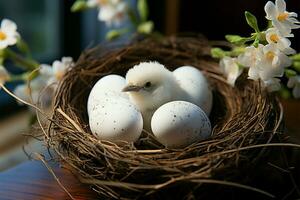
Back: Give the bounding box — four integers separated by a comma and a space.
48, 36, 283, 199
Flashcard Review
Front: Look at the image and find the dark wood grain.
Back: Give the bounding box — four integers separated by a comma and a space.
0, 160, 97, 200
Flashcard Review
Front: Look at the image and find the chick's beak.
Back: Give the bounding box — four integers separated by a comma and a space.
122, 85, 142, 92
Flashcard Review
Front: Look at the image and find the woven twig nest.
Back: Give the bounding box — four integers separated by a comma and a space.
48, 36, 283, 199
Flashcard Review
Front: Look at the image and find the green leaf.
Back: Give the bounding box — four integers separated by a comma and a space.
27, 70, 39, 81
137, 0, 149, 22
137, 21, 154, 34
245, 11, 260, 32
71, 0, 88, 12
267, 20, 273, 28
128, 9, 139, 26
4, 48, 39, 70
279, 86, 291, 99
9, 72, 29, 82
291, 53, 300, 61
105, 29, 129, 41
252, 37, 260, 47
231, 46, 246, 56
16, 38, 30, 56
292, 61, 300, 73
0, 49, 5, 59
0, 57, 4, 65
225, 35, 244, 44
225, 35, 254, 45
284, 69, 297, 78
106, 30, 123, 41
211, 48, 226, 59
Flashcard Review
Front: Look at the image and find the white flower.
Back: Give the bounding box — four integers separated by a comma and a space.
287, 75, 300, 98
40, 57, 74, 87
238, 45, 263, 80
99, 3, 127, 26
87, 0, 106, 7
87, 0, 100, 7
263, 78, 281, 92
0, 19, 19, 49
13, 77, 47, 104
257, 44, 291, 81
265, 28, 296, 54
238, 46, 259, 68
241, 44, 291, 81
265, 0, 300, 37
220, 57, 243, 86
0, 65, 9, 85
87, 0, 127, 26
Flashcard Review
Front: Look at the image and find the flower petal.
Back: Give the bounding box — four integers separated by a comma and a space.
263, 78, 281, 92
227, 65, 242, 86
279, 53, 292, 67
1, 19, 17, 32
265, 1, 277, 20
0, 41, 8, 49
275, 0, 286, 13
40, 64, 53, 76
273, 19, 293, 37
237, 46, 258, 67
248, 66, 260, 80
5, 36, 17, 45
87, 0, 99, 7
52, 60, 64, 73
61, 57, 73, 65
292, 84, 300, 98
289, 12, 298, 18
287, 77, 294, 88
13, 84, 28, 103
220, 57, 242, 86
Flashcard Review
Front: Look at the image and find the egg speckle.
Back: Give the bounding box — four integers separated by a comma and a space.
151, 101, 211, 148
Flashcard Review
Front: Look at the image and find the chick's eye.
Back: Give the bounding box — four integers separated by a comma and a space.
144, 82, 152, 88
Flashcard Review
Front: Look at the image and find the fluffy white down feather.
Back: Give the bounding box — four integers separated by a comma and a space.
124, 61, 213, 131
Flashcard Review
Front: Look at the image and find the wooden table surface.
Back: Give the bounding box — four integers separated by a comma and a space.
0, 100, 299, 200
0, 160, 97, 200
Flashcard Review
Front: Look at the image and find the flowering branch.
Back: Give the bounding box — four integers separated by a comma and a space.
211, 0, 300, 99
71, 0, 154, 40
4, 48, 39, 71
0, 18, 75, 117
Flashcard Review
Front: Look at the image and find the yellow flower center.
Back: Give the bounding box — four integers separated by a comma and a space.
266, 51, 275, 60
55, 71, 64, 80
270, 34, 279, 43
277, 13, 289, 22
0, 31, 7, 41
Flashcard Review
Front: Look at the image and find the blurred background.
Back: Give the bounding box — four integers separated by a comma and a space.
0, 0, 299, 174
0, 0, 300, 118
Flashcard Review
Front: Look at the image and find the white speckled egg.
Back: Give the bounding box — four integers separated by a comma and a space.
87, 75, 128, 115
151, 101, 211, 148
89, 96, 143, 143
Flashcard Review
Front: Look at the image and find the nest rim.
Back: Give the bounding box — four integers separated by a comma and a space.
48, 36, 283, 199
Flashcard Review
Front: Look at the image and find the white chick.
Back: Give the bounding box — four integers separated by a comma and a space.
122, 61, 212, 130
